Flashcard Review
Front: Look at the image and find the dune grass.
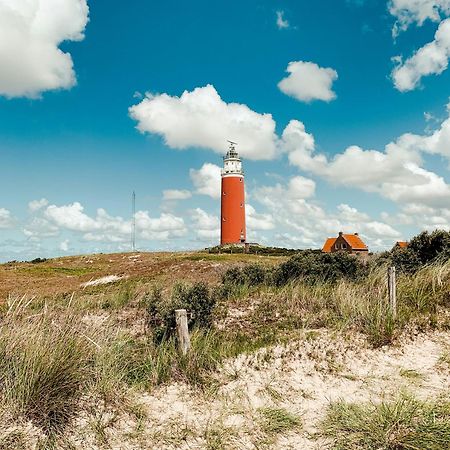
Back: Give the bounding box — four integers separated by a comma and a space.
0, 259, 448, 446
322, 394, 450, 450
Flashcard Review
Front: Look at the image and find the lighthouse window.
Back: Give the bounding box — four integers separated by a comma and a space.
240, 203, 243, 207
240, 178, 243, 182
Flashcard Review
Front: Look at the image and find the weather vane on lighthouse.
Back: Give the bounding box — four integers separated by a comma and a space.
220, 141, 246, 246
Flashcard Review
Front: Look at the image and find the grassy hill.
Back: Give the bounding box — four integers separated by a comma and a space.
0, 247, 449, 449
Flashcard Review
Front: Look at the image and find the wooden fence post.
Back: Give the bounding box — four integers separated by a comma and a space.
388, 266, 397, 319
175, 309, 190, 355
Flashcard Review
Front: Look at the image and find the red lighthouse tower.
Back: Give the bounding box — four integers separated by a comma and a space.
221, 142, 246, 246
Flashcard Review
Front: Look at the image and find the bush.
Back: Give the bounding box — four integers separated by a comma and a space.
147, 282, 216, 343
273, 251, 367, 286
222, 264, 267, 287
409, 230, 450, 264
383, 230, 450, 274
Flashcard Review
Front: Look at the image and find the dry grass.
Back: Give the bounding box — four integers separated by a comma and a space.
0, 253, 448, 447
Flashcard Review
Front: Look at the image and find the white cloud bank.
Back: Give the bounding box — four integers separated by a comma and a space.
0, 0, 89, 98
278, 61, 338, 103
22, 201, 187, 243
129, 85, 279, 160
282, 115, 450, 208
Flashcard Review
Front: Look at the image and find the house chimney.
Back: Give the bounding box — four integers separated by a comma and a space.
355, 233, 359, 236
338, 231, 343, 236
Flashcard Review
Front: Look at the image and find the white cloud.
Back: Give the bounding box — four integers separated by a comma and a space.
0, 0, 89, 98
392, 18, 450, 91
389, 0, 450, 35
129, 84, 279, 160
246, 204, 275, 231
28, 198, 49, 212
41, 201, 186, 242
276, 10, 289, 29
282, 118, 450, 208
190, 163, 222, 199
59, 239, 69, 252
253, 177, 400, 249
162, 189, 192, 201
190, 208, 220, 240
23, 217, 59, 239
0, 208, 13, 229
278, 61, 338, 103
135, 211, 186, 240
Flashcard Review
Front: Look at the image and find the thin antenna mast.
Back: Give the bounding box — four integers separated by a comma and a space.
131, 191, 136, 252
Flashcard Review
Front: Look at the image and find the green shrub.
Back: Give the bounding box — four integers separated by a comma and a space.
273, 251, 367, 286
147, 282, 216, 343
409, 230, 450, 264
222, 264, 267, 287
382, 230, 450, 274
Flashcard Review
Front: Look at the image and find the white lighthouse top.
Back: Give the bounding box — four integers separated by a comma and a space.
222, 142, 244, 176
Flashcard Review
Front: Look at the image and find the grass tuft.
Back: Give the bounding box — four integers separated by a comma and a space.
258, 407, 302, 435
322, 394, 450, 449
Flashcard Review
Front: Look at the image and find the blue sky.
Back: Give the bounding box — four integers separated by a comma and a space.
1, 0, 450, 261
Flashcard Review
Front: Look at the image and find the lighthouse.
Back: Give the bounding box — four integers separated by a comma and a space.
221, 142, 246, 246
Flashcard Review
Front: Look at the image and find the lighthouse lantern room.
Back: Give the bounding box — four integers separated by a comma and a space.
220, 141, 246, 246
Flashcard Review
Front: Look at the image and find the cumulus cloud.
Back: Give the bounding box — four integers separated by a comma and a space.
282, 117, 450, 208
278, 61, 338, 103
389, 0, 450, 35
190, 208, 220, 240
276, 10, 289, 29
253, 177, 400, 249
28, 198, 49, 212
392, 18, 450, 91
246, 204, 275, 231
0, 0, 89, 98
190, 163, 222, 199
0, 208, 13, 229
129, 85, 279, 160
35, 201, 186, 242
162, 189, 192, 201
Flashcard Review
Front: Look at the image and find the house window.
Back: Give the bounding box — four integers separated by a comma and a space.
342, 243, 347, 249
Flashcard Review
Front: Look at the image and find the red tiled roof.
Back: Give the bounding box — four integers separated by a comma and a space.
396, 241, 408, 248
342, 234, 368, 250
322, 238, 336, 253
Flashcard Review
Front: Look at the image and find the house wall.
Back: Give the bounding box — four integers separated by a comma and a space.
331, 235, 351, 253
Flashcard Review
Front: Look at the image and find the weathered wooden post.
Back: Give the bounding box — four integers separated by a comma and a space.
388, 266, 397, 319
175, 309, 190, 355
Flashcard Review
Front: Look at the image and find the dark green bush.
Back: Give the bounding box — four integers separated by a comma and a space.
222, 263, 267, 287
381, 230, 450, 274
273, 251, 367, 285
409, 230, 450, 264
390, 248, 421, 273
147, 282, 216, 343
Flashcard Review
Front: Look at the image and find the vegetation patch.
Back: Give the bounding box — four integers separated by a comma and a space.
322, 394, 450, 449
258, 407, 302, 435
